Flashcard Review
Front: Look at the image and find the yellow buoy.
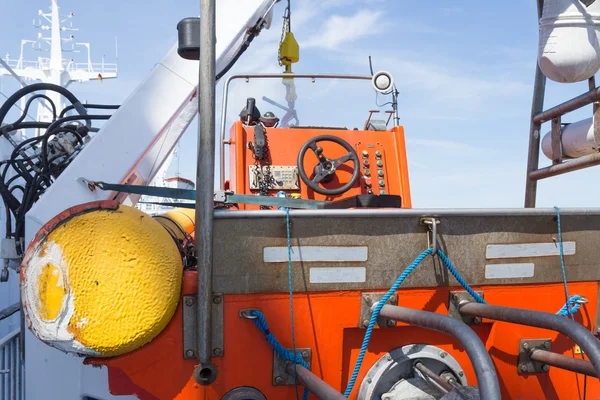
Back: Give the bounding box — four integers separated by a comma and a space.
21, 201, 183, 357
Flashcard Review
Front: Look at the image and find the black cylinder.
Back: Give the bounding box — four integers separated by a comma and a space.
177, 17, 200, 60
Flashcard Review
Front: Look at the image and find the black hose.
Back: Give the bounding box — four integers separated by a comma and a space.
0, 83, 84, 126
59, 103, 120, 119
379, 304, 501, 400
13, 94, 57, 126
458, 302, 600, 380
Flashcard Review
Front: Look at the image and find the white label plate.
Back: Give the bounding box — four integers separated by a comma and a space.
264, 246, 368, 263
486, 242, 575, 259
485, 263, 535, 279
309, 267, 366, 283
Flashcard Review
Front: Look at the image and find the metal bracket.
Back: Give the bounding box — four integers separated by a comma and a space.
551, 117, 563, 165
448, 291, 484, 325
518, 338, 552, 374
589, 77, 600, 154
360, 292, 398, 328
420, 218, 440, 253
272, 348, 311, 386
182, 293, 224, 359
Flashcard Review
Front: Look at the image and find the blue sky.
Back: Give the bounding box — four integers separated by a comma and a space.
1, 0, 599, 208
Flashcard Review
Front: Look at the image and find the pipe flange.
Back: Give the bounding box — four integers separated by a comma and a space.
358, 344, 466, 400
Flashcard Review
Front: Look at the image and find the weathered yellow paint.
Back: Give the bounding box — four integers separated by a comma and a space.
36, 262, 64, 321
25, 204, 182, 357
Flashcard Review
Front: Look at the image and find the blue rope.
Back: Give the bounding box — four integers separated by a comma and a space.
248, 310, 309, 400
285, 208, 309, 400
554, 206, 582, 318
343, 248, 486, 397
249, 310, 310, 369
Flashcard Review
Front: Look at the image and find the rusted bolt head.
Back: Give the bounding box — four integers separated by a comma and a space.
522, 342, 529, 350
212, 295, 222, 304
364, 296, 372, 305
472, 317, 481, 325
275, 376, 283, 384
386, 320, 395, 327
520, 365, 528, 372
213, 348, 223, 356
458, 371, 464, 377
452, 293, 459, 301
362, 320, 370, 328
544, 341, 551, 349
439, 352, 447, 359
185, 297, 194, 306
301, 350, 309, 358
542, 364, 550, 372
186, 349, 195, 358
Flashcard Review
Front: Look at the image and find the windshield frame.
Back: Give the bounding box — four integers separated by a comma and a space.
219, 73, 373, 189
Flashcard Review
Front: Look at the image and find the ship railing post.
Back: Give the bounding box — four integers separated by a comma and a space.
524, 0, 547, 208
194, 0, 218, 385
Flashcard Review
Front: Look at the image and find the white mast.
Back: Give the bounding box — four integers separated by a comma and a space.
0, 0, 118, 131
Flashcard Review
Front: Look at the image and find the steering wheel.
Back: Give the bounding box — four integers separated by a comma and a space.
297, 135, 360, 196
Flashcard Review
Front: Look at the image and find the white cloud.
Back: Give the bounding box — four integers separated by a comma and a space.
303, 10, 385, 50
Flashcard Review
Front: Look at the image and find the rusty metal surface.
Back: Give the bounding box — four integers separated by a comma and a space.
182, 294, 224, 359
517, 339, 552, 374
448, 291, 483, 326
273, 348, 311, 386
213, 209, 600, 294
359, 293, 398, 328
551, 117, 563, 165
529, 152, 600, 181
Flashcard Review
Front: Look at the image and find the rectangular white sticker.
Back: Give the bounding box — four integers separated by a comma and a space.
264, 246, 368, 263
486, 242, 575, 259
485, 263, 535, 279
309, 267, 366, 283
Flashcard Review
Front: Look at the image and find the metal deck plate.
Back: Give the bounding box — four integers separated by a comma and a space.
212, 209, 600, 294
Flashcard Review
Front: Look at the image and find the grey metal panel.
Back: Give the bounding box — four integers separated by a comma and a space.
212, 210, 600, 294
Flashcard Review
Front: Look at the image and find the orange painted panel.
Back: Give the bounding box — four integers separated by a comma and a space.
227, 121, 412, 208
88, 273, 600, 399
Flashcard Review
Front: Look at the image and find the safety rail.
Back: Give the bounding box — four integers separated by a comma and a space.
524, 0, 600, 207
0, 58, 117, 75
0, 329, 23, 400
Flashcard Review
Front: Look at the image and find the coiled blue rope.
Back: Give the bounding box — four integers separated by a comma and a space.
554, 206, 583, 318
249, 310, 310, 400
343, 247, 485, 397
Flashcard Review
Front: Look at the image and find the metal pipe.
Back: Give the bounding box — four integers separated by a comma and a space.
529, 349, 596, 377
533, 86, 600, 124
378, 305, 501, 400
219, 73, 373, 188
524, 0, 547, 208
529, 152, 600, 181
458, 302, 600, 379
413, 362, 452, 392
195, 0, 217, 377
213, 207, 600, 220
285, 362, 346, 400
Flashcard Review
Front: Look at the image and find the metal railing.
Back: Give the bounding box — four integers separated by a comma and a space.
524, 0, 600, 206
0, 58, 118, 75
0, 329, 23, 400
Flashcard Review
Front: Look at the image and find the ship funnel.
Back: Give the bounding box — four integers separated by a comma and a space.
538, 0, 600, 83
20, 201, 183, 357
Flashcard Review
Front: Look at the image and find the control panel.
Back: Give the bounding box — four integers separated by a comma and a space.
357, 143, 388, 196
249, 165, 300, 190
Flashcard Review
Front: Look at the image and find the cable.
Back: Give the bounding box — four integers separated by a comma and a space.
59, 103, 120, 119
